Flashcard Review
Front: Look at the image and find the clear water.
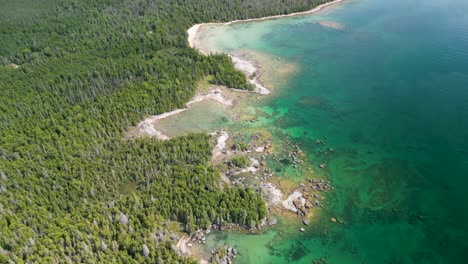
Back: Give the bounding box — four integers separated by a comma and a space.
193, 0, 468, 262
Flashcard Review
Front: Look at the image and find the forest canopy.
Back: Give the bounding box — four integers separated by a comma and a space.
0, 0, 330, 262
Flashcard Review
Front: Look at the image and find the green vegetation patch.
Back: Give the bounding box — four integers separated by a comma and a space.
227, 155, 250, 168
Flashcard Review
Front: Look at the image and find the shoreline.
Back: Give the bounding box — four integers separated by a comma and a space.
231, 55, 270, 95
187, 0, 345, 48
153, 1, 344, 260
188, 0, 345, 96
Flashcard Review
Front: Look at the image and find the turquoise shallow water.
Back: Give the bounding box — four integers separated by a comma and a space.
199, 0, 468, 263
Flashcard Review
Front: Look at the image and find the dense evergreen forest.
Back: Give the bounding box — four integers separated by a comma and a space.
0, 0, 330, 262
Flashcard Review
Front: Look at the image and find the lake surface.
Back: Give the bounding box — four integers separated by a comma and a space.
195, 0, 468, 262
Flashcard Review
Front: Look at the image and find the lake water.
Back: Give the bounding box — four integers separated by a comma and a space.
193, 0, 468, 262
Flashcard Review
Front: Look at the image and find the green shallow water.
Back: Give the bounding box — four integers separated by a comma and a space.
196, 0, 468, 263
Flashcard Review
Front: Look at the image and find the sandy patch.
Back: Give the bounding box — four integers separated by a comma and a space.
187, 24, 201, 48
318, 20, 345, 30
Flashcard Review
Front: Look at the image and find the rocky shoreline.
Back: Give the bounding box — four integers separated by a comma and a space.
212, 128, 335, 224
168, 114, 334, 262
172, 123, 335, 262
168, 1, 348, 260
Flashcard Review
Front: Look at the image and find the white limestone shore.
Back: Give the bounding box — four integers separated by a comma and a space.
231, 56, 270, 95
211, 131, 229, 160
282, 191, 306, 213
